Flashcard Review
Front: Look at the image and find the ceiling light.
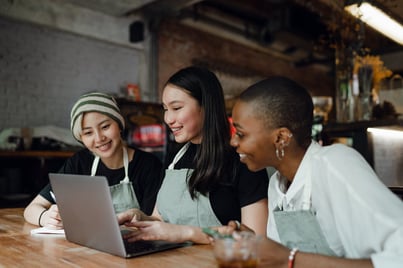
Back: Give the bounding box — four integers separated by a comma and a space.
345, 2, 403, 45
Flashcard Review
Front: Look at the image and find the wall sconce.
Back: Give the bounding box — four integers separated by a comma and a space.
344, 1, 403, 45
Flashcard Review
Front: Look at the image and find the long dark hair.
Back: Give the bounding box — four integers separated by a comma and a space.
166, 66, 236, 199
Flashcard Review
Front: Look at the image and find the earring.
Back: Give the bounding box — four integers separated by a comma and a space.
276, 140, 285, 160
275, 147, 285, 160
275, 148, 281, 160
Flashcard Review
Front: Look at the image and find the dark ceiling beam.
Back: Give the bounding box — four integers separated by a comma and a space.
126, 0, 203, 17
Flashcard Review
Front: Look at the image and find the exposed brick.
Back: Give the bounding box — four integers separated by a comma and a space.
157, 20, 335, 115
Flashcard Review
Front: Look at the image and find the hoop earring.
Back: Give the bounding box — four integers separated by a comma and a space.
275, 147, 285, 160
276, 140, 286, 161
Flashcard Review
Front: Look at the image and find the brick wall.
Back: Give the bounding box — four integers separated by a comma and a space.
157, 20, 335, 114
0, 17, 142, 130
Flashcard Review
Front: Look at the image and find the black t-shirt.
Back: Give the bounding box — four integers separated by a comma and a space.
39, 147, 163, 215
167, 143, 268, 225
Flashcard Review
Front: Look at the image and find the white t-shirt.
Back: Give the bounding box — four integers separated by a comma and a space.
267, 141, 403, 268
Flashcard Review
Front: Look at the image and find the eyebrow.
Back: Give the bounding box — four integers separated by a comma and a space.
164, 100, 184, 106
232, 122, 243, 129
82, 119, 111, 130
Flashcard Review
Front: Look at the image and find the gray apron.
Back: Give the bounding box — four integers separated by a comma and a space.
91, 147, 140, 214
156, 143, 222, 227
273, 165, 336, 256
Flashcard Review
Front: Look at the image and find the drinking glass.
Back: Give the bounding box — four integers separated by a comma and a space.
213, 231, 259, 268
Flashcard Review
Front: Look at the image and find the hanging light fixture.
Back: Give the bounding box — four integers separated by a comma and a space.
345, 1, 403, 45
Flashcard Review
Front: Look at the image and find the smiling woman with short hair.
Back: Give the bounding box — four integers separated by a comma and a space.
228, 76, 403, 268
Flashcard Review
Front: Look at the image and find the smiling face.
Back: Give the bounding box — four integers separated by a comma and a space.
80, 112, 123, 159
162, 84, 204, 144
230, 100, 277, 172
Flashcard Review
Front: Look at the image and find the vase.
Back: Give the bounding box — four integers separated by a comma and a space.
335, 46, 355, 122
357, 65, 373, 120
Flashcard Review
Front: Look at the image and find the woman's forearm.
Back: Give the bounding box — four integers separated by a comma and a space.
23, 196, 51, 226
258, 239, 374, 268
293, 252, 373, 268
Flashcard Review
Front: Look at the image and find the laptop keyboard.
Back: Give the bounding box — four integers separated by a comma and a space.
124, 240, 159, 253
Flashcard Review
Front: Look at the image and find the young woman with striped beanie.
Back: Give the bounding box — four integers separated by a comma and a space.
24, 92, 163, 229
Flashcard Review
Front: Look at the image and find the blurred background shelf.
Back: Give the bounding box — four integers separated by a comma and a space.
0, 150, 76, 208
321, 118, 403, 187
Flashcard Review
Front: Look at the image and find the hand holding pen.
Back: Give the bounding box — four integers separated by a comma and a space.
40, 191, 63, 229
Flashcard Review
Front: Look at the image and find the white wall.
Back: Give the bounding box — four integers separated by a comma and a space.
0, 16, 144, 130
0, 0, 153, 130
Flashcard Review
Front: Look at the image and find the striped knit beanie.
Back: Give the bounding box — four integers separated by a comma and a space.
70, 92, 125, 142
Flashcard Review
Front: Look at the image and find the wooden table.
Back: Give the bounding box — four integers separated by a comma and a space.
0, 208, 217, 267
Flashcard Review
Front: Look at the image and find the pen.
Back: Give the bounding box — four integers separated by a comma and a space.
50, 191, 57, 202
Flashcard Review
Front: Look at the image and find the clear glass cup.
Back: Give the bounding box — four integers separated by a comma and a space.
213, 231, 259, 268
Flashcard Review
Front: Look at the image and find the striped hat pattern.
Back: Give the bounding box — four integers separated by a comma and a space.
70, 92, 125, 141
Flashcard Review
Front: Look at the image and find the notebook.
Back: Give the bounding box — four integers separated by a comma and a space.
48, 173, 191, 258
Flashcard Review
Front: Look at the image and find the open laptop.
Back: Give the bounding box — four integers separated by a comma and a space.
48, 173, 191, 258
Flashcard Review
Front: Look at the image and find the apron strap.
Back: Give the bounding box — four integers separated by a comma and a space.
91, 155, 100, 176
168, 143, 191, 170
121, 147, 130, 183
90, 147, 130, 184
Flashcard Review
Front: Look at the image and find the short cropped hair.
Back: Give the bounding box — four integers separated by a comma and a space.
239, 76, 313, 148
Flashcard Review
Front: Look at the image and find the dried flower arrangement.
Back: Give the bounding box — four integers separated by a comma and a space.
293, 0, 397, 121
353, 55, 393, 97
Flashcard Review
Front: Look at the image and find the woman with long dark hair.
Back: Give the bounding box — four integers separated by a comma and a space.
118, 66, 268, 244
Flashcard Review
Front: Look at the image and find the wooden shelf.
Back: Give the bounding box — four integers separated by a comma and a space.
323, 118, 403, 133
0, 150, 76, 207
0, 150, 76, 158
